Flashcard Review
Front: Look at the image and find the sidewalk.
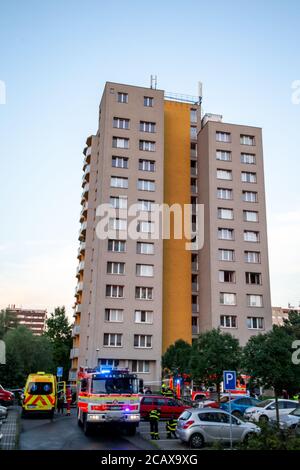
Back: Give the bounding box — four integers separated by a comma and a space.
137, 421, 187, 451
0, 406, 21, 450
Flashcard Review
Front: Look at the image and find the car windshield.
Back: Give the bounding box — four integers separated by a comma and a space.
179, 411, 192, 420
291, 406, 300, 417
27, 382, 53, 395
256, 399, 273, 408
91, 377, 138, 394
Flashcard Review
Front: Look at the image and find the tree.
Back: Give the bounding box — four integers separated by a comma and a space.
283, 310, 300, 339
44, 306, 72, 381
162, 340, 192, 375
0, 308, 18, 339
190, 329, 242, 401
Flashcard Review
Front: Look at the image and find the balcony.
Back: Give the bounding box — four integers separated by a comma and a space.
68, 370, 77, 381
77, 242, 86, 258
192, 282, 198, 292
80, 202, 88, 222
78, 222, 87, 241
190, 148, 197, 158
192, 325, 199, 335
76, 261, 85, 276
70, 348, 79, 359
192, 262, 198, 272
81, 183, 89, 202
191, 185, 198, 194
82, 164, 90, 185
72, 325, 81, 337
73, 303, 82, 318
190, 166, 197, 177
75, 282, 83, 296
192, 304, 199, 313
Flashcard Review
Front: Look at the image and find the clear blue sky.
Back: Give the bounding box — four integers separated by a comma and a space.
0, 0, 300, 316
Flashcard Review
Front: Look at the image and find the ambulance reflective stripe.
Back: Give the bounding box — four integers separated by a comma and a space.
25, 394, 53, 407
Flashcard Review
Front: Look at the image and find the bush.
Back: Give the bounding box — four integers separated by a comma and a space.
238, 423, 300, 450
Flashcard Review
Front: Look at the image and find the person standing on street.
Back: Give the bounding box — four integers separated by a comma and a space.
149, 407, 161, 440
166, 415, 177, 439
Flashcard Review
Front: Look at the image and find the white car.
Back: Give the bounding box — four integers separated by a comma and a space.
244, 399, 298, 423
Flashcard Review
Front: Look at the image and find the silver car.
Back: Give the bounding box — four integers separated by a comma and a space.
176, 408, 260, 448
270, 404, 300, 431
0, 405, 8, 421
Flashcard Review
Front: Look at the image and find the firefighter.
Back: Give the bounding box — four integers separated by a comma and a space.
161, 383, 167, 396
164, 387, 175, 398
66, 386, 72, 416
149, 407, 161, 440
166, 415, 177, 439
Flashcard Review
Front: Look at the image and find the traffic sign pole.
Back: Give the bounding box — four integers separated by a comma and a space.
229, 389, 233, 450
223, 371, 236, 450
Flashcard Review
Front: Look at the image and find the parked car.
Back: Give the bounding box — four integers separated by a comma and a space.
140, 395, 188, 419
196, 393, 249, 410
176, 408, 260, 448
244, 399, 298, 423
221, 396, 261, 418
8, 388, 24, 405
269, 404, 300, 430
0, 385, 14, 406
0, 405, 8, 421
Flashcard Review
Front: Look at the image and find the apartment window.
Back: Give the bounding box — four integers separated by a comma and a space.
105, 285, 124, 298
241, 135, 255, 146
144, 96, 153, 107
248, 294, 263, 307
217, 188, 233, 200
137, 221, 154, 233
112, 137, 129, 149
218, 228, 234, 240
137, 179, 155, 191
247, 317, 264, 329
217, 169, 232, 180
219, 249, 235, 261
99, 358, 120, 367
245, 251, 261, 263
110, 176, 128, 188
190, 109, 197, 123
245, 272, 262, 285
134, 334, 152, 348
241, 172, 257, 183
139, 159, 156, 172
104, 309, 123, 322
244, 231, 260, 242
140, 121, 156, 133
109, 218, 127, 231
107, 262, 125, 275
138, 199, 155, 212
135, 286, 153, 300
218, 208, 234, 220
112, 156, 128, 169
110, 196, 128, 209
220, 315, 237, 328
132, 360, 150, 373
134, 310, 153, 324
241, 153, 256, 164
243, 191, 258, 203
117, 92, 128, 103
220, 292, 237, 306
190, 127, 197, 139
113, 117, 130, 129
244, 211, 258, 222
139, 140, 155, 152
191, 142, 197, 157
137, 242, 154, 255
216, 131, 231, 142
219, 270, 236, 283
103, 333, 122, 347
136, 264, 154, 277
108, 239, 126, 252
216, 150, 232, 161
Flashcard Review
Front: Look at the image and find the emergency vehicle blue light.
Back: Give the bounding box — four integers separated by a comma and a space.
176, 379, 180, 384
125, 408, 130, 412
100, 369, 111, 374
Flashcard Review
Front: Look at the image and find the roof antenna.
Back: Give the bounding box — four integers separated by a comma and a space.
150, 75, 157, 89
198, 81, 203, 105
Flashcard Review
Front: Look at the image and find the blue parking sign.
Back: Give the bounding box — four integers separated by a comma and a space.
57, 367, 63, 377
223, 370, 236, 391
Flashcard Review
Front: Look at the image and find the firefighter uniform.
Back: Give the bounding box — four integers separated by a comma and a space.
149, 409, 161, 440
164, 388, 175, 398
166, 417, 177, 439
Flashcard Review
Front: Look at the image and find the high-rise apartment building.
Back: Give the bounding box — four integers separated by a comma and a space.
6, 305, 47, 335
70, 82, 272, 384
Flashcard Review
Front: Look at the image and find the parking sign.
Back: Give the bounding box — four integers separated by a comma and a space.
223, 370, 236, 391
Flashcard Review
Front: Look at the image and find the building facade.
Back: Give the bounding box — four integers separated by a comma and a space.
70, 81, 272, 384
7, 305, 46, 335
272, 306, 300, 326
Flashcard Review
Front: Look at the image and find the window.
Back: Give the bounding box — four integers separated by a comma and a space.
220, 315, 237, 328
219, 249, 235, 261
139, 159, 155, 172
110, 176, 128, 188
112, 137, 129, 149
105, 309, 123, 322
218, 208, 234, 220
217, 169, 232, 180
244, 231, 260, 242
110, 196, 128, 209
245, 272, 262, 285
217, 188, 233, 200
112, 156, 128, 169
137, 221, 154, 233
99, 358, 120, 367
144, 96, 153, 107
220, 293, 237, 306
103, 333, 123, 347
218, 228, 234, 240
113, 117, 130, 129
244, 211, 258, 222
191, 142, 197, 157
247, 317, 264, 329
109, 218, 127, 231
241, 135, 255, 146
243, 191, 258, 203
241, 153, 256, 164
241, 172, 257, 183
139, 140, 155, 152
137, 179, 155, 191
137, 242, 154, 254
190, 127, 197, 139
134, 334, 152, 348
132, 360, 150, 373
216, 150, 232, 161
140, 121, 156, 133
105, 285, 124, 298
136, 264, 153, 277
138, 199, 155, 212
108, 239, 126, 252
107, 262, 125, 275
219, 270, 236, 283
245, 251, 261, 263
135, 286, 153, 300
247, 294, 263, 307
117, 92, 128, 103
190, 109, 197, 123
216, 132, 231, 142
134, 310, 153, 324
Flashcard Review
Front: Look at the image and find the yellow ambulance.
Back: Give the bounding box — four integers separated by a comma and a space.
22, 371, 57, 418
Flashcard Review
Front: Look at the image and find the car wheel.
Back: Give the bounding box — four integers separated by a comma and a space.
189, 433, 204, 449
232, 410, 243, 419
259, 415, 269, 424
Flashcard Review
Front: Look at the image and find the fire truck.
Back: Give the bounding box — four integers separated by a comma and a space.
77, 367, 141, 436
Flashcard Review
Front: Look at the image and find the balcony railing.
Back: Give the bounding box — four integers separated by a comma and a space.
75, 282, 83, 296
192, 304, 199, 313
191, 185, 198, 194
192, 262, 198, 271
190, 167, 197, 176
70, 348, 79, 359
190, 149, 197, 158
78, 222, 87, 241
72, 325, 80, 337
82, 164, 90, 185
76, 261, 85, 275
81, 183, 89, 202
192, 325, 199, 335
192, 282, 198, 292
77, 242, 86, 258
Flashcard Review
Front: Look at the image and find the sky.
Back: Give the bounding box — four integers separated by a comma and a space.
0, 0, 300, 318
